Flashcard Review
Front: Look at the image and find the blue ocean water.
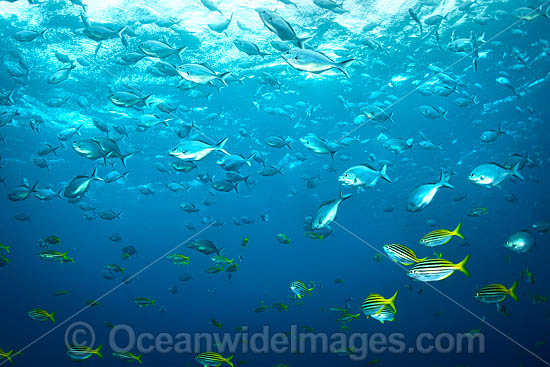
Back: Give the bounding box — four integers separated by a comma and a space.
1, 0, 550, 366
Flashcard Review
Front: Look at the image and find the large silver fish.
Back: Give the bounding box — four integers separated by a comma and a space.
406, 170, 454, 212
311, 190, 352, 229
282, 49, 354, 78
63, 168, 103, 198
468, 161, 524, 188
170, 138, 229, 161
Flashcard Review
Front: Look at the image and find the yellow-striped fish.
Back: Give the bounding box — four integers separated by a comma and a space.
67, 345, 103, 361
419, 222, 464, 247
0, 348, 14, 363
475, 281, 518, 303
27, 308, 55, 323
290, 280, 313, 299
361, 291, 398, 317
408, 255, 470, 282
195, 352, 234, 367
383, 244, 427, 265
112, 352, 142, 364
370, 305, 396, 324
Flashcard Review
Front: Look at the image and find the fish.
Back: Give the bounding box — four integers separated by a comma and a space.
383, 244, 427, 265
406, 170, 454, 212
475, 281, 519, 303
139, 40, 186, 60
177, 64, 231, 86
170, 138, 229, 161
276, 233, 291, 244
361, 291, 398, 317
480, 123, 506, 142
281, 49, 354, 78
408, 255, 470, 282
233, 39, 271, 57
256, 8, 310, 48
504, 230, 535, 253
134, 297, 155, 307
290, 280, 313, 299
66, 345, 103, 361
63, 168, 103, 198
311, 190, 352, 229
370, 305, 396, 324
419, 223, 464, 247
469, 162, 524, 188
112, 352, 142, 363
0, 348, 14, 364
338, 164, 391, 189
195, 352, 234, 367
300, 133, 339, 160
409, 8, 422, 34
28, 308, 55, 322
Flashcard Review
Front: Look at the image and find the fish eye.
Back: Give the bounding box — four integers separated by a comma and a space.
479, 176, 485, 180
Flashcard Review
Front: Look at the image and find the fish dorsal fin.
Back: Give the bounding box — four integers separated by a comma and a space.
319, 199, 335, 207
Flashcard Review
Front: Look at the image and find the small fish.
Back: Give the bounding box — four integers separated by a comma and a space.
28, 308, 55, 323
276, 233, 291, 244
408, 255, 470, 282
210, 318, 222, 329
112, 352, 142, 363
370, 305, 396, 324
383, 244, 427, 265
475, 281, 519, 303
67, 345, 103, 361
361, 291, 398, 317
419, 223, 464, 247
290, 281, 313, 299
134, 297, 155, 307
195, 352, 234, 367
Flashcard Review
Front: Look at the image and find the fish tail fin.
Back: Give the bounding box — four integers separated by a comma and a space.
339, 189, 352, 201
337, 59, 355, 79
511, 161, 524, 181
388, 291, 398, 313
416, 256, 428, 263
225, 355, 234, 367
31, 181, 39, 193
136, 354, 143, 364
246, 152, 255, 166
142, 94, 152, 106
216, 137, 230, 155
6, 350, 13, 363
121, 152, 134, 167
95, 345, 103, 358
297, 36, 312, 49
219, 72, 231, 87
457, 254, 471, 277
453, 222, 464, 239
122, 171, 130, 182
438, 169, 454, 189
498, 123, 506, 135
116, 26, 126, 40
91, 168, 103, 181
379, 164, 392, 183
117, 212, 122, 219
177, 46, 187, 62
49, 311, 56, 323
473, 96, 479, 104
7, 89, 15, 105
508, 280, 519, 302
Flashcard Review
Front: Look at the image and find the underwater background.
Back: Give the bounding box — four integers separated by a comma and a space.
1, 0, 550, 366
